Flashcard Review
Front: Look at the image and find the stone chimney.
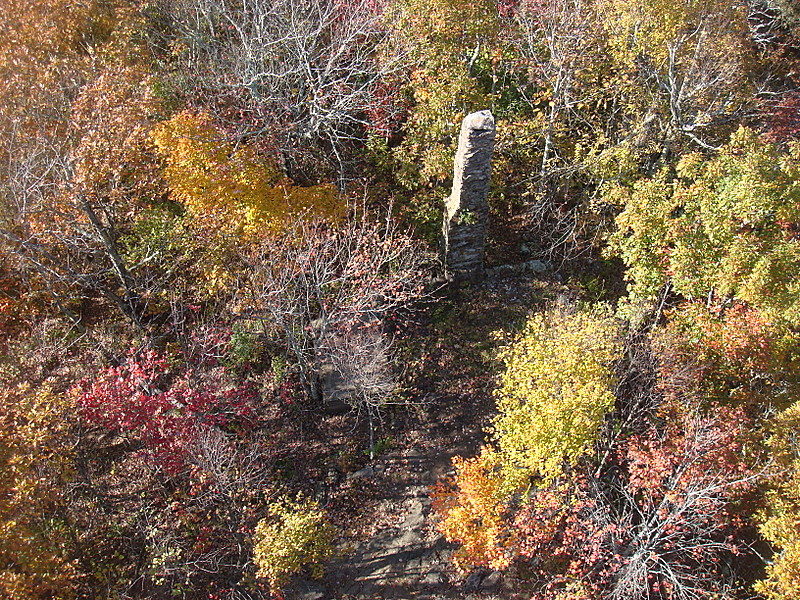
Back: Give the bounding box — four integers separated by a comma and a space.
442, 110, 495, 282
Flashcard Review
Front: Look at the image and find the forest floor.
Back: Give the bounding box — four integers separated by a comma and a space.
283, 273, 571, 600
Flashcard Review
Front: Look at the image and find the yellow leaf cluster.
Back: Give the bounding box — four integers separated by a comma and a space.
756, 401, 800, 600
150, 111, 342, 239
387, 0, 502, 185
493, 307, 622, 482
434, 307, 621, 573
599, 0, 748, 66
252, 496, 336, 594
0, 383, 78, 600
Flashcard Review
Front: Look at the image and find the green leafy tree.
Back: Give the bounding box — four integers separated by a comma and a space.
607, 127, 800, 325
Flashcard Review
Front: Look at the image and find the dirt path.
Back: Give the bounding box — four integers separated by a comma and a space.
285, 277, 554, 600
287, 445, 504, 600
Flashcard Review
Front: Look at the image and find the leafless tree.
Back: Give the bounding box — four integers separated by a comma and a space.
142, 427, 275, 597
0, 132, 175, 331
607, 411, 758, 600
508, 0, 757, 261
0, 70, 184, 332
513, 0, 602, 183
634, 13, 754, 152
572, 332, 762, 600
161, 0, 408, 182
328, 325, 395, 456
240, 215, 430, 404
504, 0, 610, 261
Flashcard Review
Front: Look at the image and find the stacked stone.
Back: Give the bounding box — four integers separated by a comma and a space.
442, 110, 495, 282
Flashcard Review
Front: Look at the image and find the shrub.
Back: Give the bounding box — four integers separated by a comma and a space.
433, 446, 515, 573
756, 401, 800, 600
252, 496, 336, 593
493, 307, 622, 482
434, 306, 622, 573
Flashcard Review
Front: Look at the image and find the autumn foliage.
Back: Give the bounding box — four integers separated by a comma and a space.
150, 111, 342, 237
252, 496, 336, 593
3, 0, 800, 598
435, 305, 761, 598
435, 307, 623, 574
433, 447, 513, 572
0, 383, 79, 600
493, 307, 622, 481
77, 349, 257, 473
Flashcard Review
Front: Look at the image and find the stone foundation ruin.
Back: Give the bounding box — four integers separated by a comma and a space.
442, 110, 496, 282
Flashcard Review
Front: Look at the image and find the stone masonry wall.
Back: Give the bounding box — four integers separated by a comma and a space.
442, 110, 495, 281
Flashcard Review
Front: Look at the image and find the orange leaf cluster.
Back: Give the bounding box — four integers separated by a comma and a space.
151, 111, 343, 239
